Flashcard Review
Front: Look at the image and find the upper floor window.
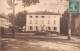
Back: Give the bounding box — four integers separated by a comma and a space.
30, 20, 32, 24
54, 17, 56, 18
60, 0, 63, 1
48, 16, 50, 18
35, 20, 38, 24
48, 20, 50, 24
54, 20, 56, 24
42, 20, 44, 24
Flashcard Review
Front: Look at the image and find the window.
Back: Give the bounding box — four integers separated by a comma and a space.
48, 20, 50, 24
36, 26, 38, 31
30, 16, 32, 18
54, 20, 56, 24
48, 16, 50, 18
35, 20, 38, 24
54, 17, 56, 18
48, 27, 51, 30
30, 26, 33, 30
35, 16, 38, 18
41, 16, 44, 18
54, 27, 57, 31
29, 20, 32, 24
60, 0, 63, 1
42, 20, 44, 24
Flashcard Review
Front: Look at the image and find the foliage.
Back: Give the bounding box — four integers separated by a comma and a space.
22, 0, 39, 7
7, 0, 40, 7
7, 0, 40, 28
8, 13, 14, 24
15, 11, 27, 28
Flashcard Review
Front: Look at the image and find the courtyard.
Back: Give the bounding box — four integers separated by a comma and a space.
1, 35, 80, 51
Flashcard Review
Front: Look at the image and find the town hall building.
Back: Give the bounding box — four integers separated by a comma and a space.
26, 11, 61, 33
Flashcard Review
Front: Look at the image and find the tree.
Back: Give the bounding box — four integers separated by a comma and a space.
15, 11, 27, 28
7, 0, 40, 25
7, 0, 40, 10
22, 0, 39, 7
7, 0, 40, 34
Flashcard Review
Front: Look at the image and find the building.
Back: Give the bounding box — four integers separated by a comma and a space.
26, 11, 61, 33
0, 14, 12, 35
0, 14, 11, 28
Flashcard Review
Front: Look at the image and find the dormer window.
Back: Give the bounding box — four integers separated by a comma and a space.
41, 16, 44, 18
35, 16, 38, 18
30, 16, 32, 18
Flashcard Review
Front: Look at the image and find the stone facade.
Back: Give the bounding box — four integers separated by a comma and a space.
26, 12, 61, 33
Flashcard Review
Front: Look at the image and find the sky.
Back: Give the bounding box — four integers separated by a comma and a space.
0, 0, 68, 15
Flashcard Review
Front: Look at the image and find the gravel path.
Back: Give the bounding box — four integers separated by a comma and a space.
1, 38, 80, 51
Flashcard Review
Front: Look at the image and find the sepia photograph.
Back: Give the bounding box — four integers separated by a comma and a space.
0, 0, 80, 51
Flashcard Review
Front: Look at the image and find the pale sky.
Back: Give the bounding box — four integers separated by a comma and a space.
0, 0, 68, 15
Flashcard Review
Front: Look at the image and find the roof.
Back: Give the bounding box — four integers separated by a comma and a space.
0, 14, 8, 19
27, 11, 61, 15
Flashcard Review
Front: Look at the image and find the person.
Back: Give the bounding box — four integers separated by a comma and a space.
11, 26, 15, 38
0, 27, 5, 38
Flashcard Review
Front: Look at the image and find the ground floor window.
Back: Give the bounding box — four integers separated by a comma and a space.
48, 27, 51, 31
54, 27, 57, 31
30, 26, 33, 30
36, 26, 38, 31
